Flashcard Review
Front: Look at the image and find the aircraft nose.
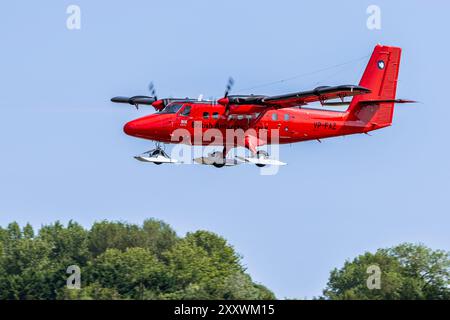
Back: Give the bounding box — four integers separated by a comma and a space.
123, 116, 162, 138
123, 119, 145, 137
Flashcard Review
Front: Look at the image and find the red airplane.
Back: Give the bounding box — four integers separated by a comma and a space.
112, 45, 414, 167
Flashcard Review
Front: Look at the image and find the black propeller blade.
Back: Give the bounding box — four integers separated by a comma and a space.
224, 77, 234, 98
148, 82, 157, 100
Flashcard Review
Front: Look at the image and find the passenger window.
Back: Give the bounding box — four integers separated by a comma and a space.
212, 112, 219, 119
180, 106, 191, 116
284, 113, 290, 121
237, 115, 244, 120
203, 112, 209, 119
272, 113, 278, 121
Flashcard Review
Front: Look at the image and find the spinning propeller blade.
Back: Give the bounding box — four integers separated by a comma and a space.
224, 77, 234, 98
148, 82, 157, 100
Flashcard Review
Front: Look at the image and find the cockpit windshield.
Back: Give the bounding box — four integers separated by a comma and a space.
160, 103, 183, 114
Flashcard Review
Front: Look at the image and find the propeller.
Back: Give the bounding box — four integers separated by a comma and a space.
217, 77, 235, 107
148, 82, 157, 100
224, 77, 234, 98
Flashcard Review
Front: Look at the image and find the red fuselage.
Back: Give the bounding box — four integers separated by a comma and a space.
123, 102, 386, 147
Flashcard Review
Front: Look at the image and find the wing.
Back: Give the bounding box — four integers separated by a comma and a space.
111, 96, 198, 111
262, 85, 371, 107
220, 85, 371, 108
111, 96, 157, 106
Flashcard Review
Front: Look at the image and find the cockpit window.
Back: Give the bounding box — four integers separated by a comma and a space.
180, 105, 191, 116
160, 103, 183, 114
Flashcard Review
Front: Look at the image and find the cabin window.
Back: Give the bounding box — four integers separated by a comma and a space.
284, 113, 290, 121
272, 112, 278, 121
180, 105, 191, 116
203, 112, 209, 119
237, 115, 244, 120
212, 112, 219, 119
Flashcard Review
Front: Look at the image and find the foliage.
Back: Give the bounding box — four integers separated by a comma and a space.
0, 219, 274, 300
323, 243, 450, 300
3, 220, 446, 300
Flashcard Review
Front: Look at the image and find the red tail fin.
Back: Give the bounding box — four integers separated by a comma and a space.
347, 45, 402, 128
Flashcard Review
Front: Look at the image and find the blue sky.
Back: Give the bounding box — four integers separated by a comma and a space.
0, 0, 449, 298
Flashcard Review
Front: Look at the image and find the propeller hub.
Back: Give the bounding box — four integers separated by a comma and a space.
152, 99, 166, 110
217, 97, 229, 105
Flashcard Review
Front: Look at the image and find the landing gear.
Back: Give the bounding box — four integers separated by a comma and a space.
133, 144, 286, 167
134, 143, 178, 165
149, 149, 164, 165
192, 147, 242, 167
235, 149, 287, 167
213, 163, 225, 168
255, 150, 269, 167
210, 151, 226, 168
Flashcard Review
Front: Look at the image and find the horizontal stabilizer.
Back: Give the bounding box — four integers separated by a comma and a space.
360, 99, 417, 104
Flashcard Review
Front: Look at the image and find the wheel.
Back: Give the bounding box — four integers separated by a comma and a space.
255, 150, 269, 167
151, 149, 163, 165
257, 150, 269, 158
213, 162, 225, 168
210, 151, 226, 168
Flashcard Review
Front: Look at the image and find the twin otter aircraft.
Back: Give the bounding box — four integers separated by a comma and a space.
112, 45, 413, 167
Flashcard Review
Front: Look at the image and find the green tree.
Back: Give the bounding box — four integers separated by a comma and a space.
323, 243, 450, 300
185, 231, 242, 271
219, 272, 275, 300
38, 221, 90, 265
87, 219, 178, 258
162, 231, 273, 299
142, 219, 178, 259
0, 220, 275, 300
88, 221, 145, 257
0, 235, 55, 299
23, 223, 35, 239
88, 247, 166, 299
58, 282, 121, 300
7, 222, 21, 241
35, 221, 90, 298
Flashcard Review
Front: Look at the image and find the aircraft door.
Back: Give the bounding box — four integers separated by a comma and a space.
176, 105, 193, 130
281, 112, 292, 135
